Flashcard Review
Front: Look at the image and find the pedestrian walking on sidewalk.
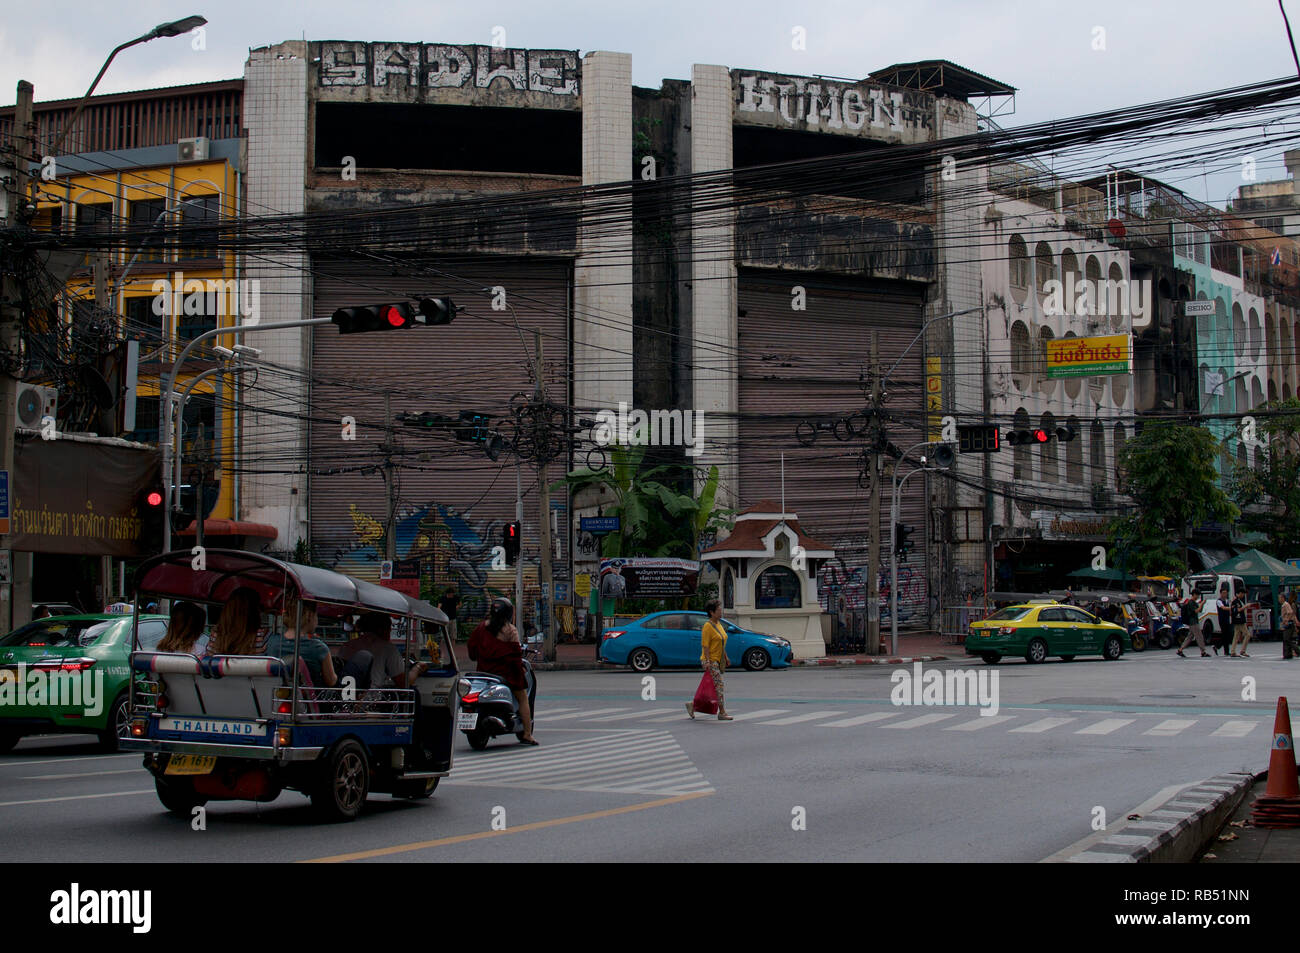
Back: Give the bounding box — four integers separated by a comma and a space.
1280, 593, 1298, 660
1176, 593, 1209, 657
1229, 589, 1250, 657
686, 599, 733, 721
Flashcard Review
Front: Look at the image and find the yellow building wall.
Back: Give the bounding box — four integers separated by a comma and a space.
37, 159, 240, 522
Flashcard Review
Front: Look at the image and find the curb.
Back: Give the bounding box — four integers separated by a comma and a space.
1064, 772, 1258, 863
795, 654, 953, 666
528, 654, 955, 671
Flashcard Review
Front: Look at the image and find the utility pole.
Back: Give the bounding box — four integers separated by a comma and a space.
382, 391, 396, 561
866, 331, 882, 654
534, 330, 555, 661
1, 81, 34, 631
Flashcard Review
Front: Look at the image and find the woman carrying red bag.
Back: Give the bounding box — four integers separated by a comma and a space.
687, 599, 733, 721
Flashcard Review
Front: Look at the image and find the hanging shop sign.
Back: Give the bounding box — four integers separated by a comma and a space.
1045, 333, 1131, 379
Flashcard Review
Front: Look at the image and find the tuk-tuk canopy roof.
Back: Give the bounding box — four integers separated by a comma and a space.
134, 549, 448, 623
1209, 549, 1300, 585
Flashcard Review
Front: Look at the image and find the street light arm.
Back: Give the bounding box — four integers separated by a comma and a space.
884, 306, 982, 382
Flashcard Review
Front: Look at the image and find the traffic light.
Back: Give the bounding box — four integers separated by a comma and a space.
894, 522, 914, 557
1007, 426, 1078, 445
138, 482, 166, 555
330, 297, 456, 334
1055, 424, 1078, 443
453, 411, 504, 460
958, 425, 1000, 453
503, 521, 521, 563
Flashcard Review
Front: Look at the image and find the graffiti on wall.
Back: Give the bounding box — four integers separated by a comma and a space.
326, 500, 532, 626
733, 73, 932, 135
816, 556, 928, 623
316, 42, 579, 95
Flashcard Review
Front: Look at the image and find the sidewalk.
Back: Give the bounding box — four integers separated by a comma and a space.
454, 631, 958, 671
1200, 775, 1300, 863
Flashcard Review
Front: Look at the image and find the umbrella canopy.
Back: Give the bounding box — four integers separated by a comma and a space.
1208, 549, 1300, 585
1066, 566, 1133, 583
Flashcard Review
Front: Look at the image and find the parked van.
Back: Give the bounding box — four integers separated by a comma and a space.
1182, 573, 1248, 642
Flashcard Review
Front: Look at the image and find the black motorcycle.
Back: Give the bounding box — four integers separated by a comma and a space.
457, 660, 537, 750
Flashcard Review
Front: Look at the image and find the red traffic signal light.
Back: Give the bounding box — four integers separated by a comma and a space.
331, 298, 456, 334
1032, 429, 1049, 443
145, 490, 163, 507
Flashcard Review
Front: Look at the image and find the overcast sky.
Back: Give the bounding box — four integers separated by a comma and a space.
2, 0, 1296, 206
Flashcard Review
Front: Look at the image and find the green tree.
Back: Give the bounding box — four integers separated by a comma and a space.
1108, 421, 1238, 574
1232, 398, 1300, 555
555, 443, 733, 559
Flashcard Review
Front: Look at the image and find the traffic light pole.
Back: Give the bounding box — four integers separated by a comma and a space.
533, 330, 555, 662
867, 332, 882, 653
891, 461, 933, 657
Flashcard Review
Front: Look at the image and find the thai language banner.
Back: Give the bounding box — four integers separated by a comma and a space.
13, 438, 161, 556
1045, 333, 1131, 379
599, 557, 700, 598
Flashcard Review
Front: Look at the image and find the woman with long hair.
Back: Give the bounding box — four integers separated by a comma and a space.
206, 587, 262, 656
157, 600, 206, 654
264, 593, 337, 687
467, 598, 537, 745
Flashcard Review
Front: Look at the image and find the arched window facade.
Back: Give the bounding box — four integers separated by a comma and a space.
1037, 326, 1056, 396
1014, 408, 1031, 482
755, 565, 802, 610
1066, 416, 1083, 484
1062, 331, 1081, 399
1035, 242, 1056, 305
1009, 235, 1029, 302
1010, 320, 1031, 391
1039, 412, 1058, 484
1113, 423, 1127, 487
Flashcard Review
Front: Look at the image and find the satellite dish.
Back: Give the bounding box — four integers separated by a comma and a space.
79, 364, 115, 409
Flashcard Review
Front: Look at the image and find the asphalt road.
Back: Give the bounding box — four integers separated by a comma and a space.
1, 646, 1290, 863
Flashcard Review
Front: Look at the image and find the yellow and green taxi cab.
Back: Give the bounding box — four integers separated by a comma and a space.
965, 600, 1128, 665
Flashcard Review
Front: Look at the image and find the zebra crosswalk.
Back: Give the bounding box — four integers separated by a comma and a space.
447, 729, 713, 796
530, 703, 1269, 739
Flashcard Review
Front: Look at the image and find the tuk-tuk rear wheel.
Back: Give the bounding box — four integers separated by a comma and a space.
312, 740, 369, 821
155, 777, 207, 818
1130, 633, 1147, 652
392, 777, 438, 799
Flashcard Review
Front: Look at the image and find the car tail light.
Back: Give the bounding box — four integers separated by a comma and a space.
462, 691, 480, 704
603, 630, 625, 640
130, 719, 147, 738
998, 626, 1015, 635
275, 701, 291, 715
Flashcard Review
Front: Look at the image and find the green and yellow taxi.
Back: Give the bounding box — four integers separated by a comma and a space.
965, 600, 1128, 665
0, 612, 171, 753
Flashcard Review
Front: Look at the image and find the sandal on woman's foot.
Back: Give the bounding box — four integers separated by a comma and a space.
717, 713, 733, 721
519, 737, 540, 746
685, 701, 695, 719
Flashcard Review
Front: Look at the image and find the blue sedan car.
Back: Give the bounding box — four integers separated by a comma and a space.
600, 612, 794, 672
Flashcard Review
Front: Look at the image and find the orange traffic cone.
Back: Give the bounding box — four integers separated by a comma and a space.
1251, 697, 1300, 828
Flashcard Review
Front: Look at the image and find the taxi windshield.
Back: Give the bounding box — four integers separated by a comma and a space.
986, 607, 1033, 622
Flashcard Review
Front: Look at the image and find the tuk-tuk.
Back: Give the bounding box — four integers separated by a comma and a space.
120, 550, 466, 822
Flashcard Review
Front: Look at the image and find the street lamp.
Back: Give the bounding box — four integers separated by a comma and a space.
889, 440, 953, 656
41, 16, 208, 163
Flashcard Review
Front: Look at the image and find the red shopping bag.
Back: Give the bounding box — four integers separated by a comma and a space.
693, 671, 719, 715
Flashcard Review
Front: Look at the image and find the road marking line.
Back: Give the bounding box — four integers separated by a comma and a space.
456, 741, 678, 779
1144, 719, 1197, 736
818, 712, 904, 728
584, 708, 681, 722
470, 749, 685, 784
1075, 718, 1135, 735
0, 789, 154, 808
301, 791, 714, 862
1211, 720, 1260, 737
944, 715, 1014, 731
755, 710, 845, 726
1009, 717, 1075, 733
0, 753, 131, 768
21, 768, 141, 781
884, 713, 957, 729
639, 711, 698, 722
725, 709, 790, 721
534, 708, 630, 722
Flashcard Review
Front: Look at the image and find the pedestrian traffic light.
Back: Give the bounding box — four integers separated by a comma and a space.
330, 297, 456, 334
503, 521, 520, 563
894, 522, 914, 557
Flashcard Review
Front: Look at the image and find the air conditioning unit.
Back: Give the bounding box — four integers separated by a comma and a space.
15, 384, 57, 430
177, 137, 210, 162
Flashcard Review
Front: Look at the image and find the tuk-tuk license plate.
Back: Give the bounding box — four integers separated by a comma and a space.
165, 755, 216, 776
456, 711, 478, 730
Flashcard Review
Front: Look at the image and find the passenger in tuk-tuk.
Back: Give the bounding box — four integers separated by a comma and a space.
264, 595, 338, 688
206, 587, 263, 656
338, 611, 429, 689
157, 600, 207, 654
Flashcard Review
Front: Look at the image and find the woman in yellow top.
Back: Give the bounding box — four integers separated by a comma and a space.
687, 599, 733, 721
